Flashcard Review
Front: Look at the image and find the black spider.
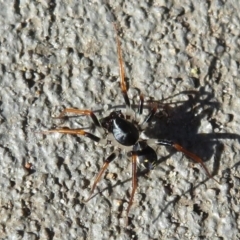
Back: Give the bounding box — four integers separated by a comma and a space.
43, 24, 217, 225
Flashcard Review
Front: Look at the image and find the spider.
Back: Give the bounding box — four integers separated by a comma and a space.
42, 24, 217, 225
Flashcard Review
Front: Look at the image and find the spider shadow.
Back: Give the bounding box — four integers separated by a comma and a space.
144, 87, 240, 175
142, 87, 240, 223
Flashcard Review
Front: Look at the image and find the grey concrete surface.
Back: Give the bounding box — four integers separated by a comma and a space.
0, 0, 240, 239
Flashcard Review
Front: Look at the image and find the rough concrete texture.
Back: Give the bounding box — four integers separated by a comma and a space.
0, 0, 240, 239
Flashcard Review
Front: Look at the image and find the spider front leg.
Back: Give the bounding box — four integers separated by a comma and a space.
114, 24, 130, 110
53, 108, 105, 136
40, 108, 107, 151
41, 128, 101, 142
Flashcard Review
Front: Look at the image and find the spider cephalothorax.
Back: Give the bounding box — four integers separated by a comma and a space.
43, 24, 218, 226
101, 110, 139, 146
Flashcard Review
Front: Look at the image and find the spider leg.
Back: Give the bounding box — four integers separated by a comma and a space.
134, 93, 144, 123
126, 152, 138, 226
148, 139, 219, 183
53, 108, 104, 135
113, 24, 132, 117
138, 93, 144, 115
141, 104, 158, 125
84, 150, 120, 202
139, 103, 158, 130
41, 128, 101, 143
135, 94, 157, 129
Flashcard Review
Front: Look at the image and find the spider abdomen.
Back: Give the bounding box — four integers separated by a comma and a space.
113, 117, 139, 146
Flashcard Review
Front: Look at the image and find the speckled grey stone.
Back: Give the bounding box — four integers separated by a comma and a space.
0, 1, 240, 239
